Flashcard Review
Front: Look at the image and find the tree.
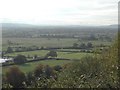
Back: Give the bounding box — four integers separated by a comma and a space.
46, 50, 57, 58
34, 64, 44, 78
41, 46, 44, 50
34, 54, 38, 59
26, 72, 35, 86
44, 65, 55, 78
1, 51, 4, 58
79, 43, 86, 49
53, 65, 62, 72
87, 42, 93, 48
14, 55, 27, 64
6, 47, 13, 53
7, 40, 12, 47
52, 38, 119, 88
5, 66, 26, 88
73, 43, 78, 48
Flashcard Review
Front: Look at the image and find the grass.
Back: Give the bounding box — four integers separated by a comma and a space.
2, 37, 110, 75
2, 38, 77, 51
2, 60, 72, 74
5, 50, 48, 57
5, 49, 93, 60
57, 51, 93, 59
2, 37, 112, 51
2, 50, 93, 74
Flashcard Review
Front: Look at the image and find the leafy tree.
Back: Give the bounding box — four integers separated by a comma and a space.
5, 66, 26, 88
72, 43, 78, 48
87, 42, 93, 48
46, 50, 57, 58
34, 54, 38, 59
26, 72, 35, 86
52, 37, 119, 88
7, 40, 12, 46
13, 55, 27, 64
44, 65, 55, 78
1, 51, 4, 58
34, 64, 44, 78
79, 43, 86, 49
41, 46, 44, 50
6, 47, 13, 53
53, 65, 62, 72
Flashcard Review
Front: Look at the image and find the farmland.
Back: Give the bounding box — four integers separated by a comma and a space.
1, 23, 118, 88
2, 60, 72, 74
3, 49, 93, 74
2, 24, 116, 73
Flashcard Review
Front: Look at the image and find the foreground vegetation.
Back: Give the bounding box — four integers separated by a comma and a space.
2, 38, 119, 88
2, 24, 118, 88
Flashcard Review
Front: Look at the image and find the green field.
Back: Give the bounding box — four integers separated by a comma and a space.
2, 38, 77, 51
2, 60, 72, 74
5, 50, 48, 57
2, 37, 112, 51
2, 37, 111, 75
3, 49, 93, 74
5, 50, 93, 59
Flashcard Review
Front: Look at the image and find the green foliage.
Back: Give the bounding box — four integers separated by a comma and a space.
52, 41, 119, 88
87, 42, 93, 48
34, 64, 44, 78
45, 50, 57, 58
6, 47, 13, 53
5, 66, 26, 88
79, 43, 86, 49
53, 65, 62, 72
72, 43, 78, 48
14, 55, 27, 64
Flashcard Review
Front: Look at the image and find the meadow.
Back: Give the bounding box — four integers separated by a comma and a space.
2, 36, 112, 74
2, 49, 93, 74
2, 60, 72, 74
2, 37, 111, 51
2, 24, 118, 88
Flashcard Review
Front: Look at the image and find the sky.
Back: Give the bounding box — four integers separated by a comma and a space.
0, 0, 119, 26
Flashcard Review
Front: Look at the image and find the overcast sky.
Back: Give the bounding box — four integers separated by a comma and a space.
0, 0, 119, 25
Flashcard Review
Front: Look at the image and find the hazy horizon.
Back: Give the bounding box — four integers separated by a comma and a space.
0, 0, 119, 26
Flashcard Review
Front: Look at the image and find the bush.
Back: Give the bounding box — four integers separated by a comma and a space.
53, 65, 62, 72
45, 50, 57, 58
44, 65, 55, 78
13, 55, 27, 64
52, 54, 119, 88
5, 66, 26, 88
6, 47, 13, 53
34, 64, 44, 78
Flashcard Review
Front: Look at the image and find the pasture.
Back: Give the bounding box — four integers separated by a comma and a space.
2, 37, 112, 51
2, 60, 72, 74
2, 49, 93, 74
4, 50, 93, 60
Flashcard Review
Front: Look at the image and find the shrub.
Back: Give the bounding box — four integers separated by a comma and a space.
13, 55, 27, 64
5, 66, 26, 88
34, 64, 44, 78
53, 65, 62, 72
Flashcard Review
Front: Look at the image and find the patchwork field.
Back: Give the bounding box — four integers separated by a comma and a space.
2, 37, 112, 51
2, 49, 93, 74
2, 60, 72, 74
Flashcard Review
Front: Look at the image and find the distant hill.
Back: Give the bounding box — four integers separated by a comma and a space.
108, 24, 118, 28
1, 23, 118, 38
1, 23, 118, 35
1, 23, 118, 29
